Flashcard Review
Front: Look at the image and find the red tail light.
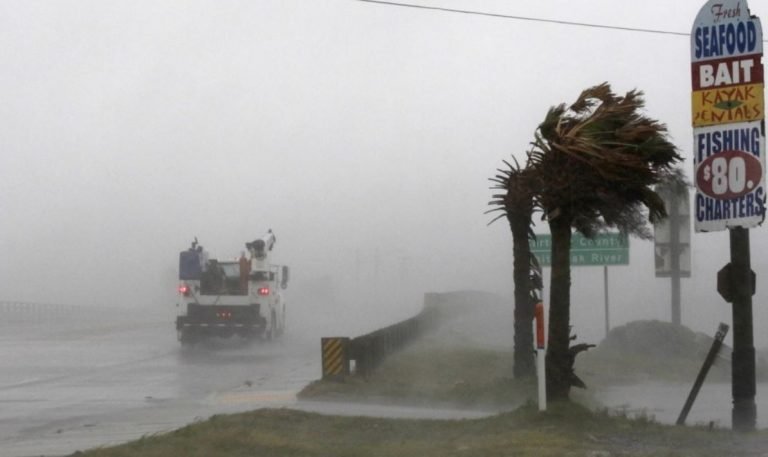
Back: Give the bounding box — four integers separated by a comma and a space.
178, 284, 190, 296
258, 287, 270, 296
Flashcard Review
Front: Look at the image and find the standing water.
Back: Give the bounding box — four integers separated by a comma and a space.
594, 381, 768, 429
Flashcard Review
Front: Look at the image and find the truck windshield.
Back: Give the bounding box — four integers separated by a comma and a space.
200, 262, 247, 295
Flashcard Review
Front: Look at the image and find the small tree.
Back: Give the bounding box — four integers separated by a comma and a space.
488, 159, 539, 378
529, 83, 682, 400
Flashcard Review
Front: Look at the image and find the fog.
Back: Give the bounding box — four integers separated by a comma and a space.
1, 1, 766, 347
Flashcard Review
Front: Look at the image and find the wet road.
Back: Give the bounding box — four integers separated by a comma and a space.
4, 305, 766, 456
595, 381, 768, 429
0, 306, 490, 457
0, 308, 319, 457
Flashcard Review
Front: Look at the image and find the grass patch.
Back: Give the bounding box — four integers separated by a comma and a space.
300, 337, 534, 409
70, 403, 768, 457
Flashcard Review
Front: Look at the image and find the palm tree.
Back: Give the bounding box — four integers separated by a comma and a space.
488, 159, 539, 378
528, 83, 681, 400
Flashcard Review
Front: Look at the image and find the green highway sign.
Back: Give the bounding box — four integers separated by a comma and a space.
529, 232, 629, 267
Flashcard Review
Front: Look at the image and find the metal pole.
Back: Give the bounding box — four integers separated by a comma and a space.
671, 273, 681, 325
603, 266, 610, 337
730, 227, 756, 431
537, 347, 546, 411
677, 323, 728, 425
670, 194, 681, 325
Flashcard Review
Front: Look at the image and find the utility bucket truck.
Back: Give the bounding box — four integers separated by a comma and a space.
175, 230, 288, 345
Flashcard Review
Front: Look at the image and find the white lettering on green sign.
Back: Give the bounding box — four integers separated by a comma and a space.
529, 233, 629, 267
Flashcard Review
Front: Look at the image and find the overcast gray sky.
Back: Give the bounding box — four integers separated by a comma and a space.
1, 0, 766, 345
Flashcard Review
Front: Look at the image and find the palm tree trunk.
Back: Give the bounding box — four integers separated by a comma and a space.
511, 216, 535, 379
546, 216, 572, 400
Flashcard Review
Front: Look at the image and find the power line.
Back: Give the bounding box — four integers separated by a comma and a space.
353, 0, 695, 39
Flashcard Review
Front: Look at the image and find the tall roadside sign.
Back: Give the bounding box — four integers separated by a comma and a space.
654, 191, 692, 280
692, 0, 764, 431
654, 182, 691, 326
693, 1, 765, 230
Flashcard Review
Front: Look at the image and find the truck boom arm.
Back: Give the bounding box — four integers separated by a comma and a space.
246, 229, 276, 260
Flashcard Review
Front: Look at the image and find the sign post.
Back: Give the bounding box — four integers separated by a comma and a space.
677, 323, 729, 425
603, 266, 610, 336
692, 0, 764, 431
534, 301, 546, 412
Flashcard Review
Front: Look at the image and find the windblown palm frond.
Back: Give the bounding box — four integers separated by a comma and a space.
528, 82, 681, 238
487, 156, 540, 228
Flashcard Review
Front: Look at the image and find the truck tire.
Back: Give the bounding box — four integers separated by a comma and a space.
276, 306, 285, 337
179, 328, 196, 347
264, 311, 276, 341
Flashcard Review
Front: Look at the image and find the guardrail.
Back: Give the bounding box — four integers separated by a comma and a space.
348, 312, 427, 377
321, 290, 498, 380
0, 301, 84, 324
0, 301, 158, 325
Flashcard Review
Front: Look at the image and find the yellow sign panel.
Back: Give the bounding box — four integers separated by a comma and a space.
321, 337, 349, 378
692, 83, 764, 127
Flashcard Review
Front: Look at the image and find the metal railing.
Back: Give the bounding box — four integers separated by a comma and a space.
0, 301, 161, 326
321, 290, 497, 379
0, 301, 84, 324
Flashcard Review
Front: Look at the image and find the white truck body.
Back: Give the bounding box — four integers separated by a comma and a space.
175, 231, 288, 345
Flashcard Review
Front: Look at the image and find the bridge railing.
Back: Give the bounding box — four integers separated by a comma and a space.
0, 301, 85, 325
0, 301, 162, 326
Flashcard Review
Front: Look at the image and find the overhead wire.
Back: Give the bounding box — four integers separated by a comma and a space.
354, 0, 768, 42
